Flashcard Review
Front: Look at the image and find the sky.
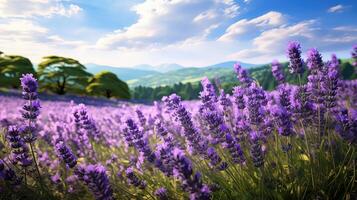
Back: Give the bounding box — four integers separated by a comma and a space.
0, 0, 356, 67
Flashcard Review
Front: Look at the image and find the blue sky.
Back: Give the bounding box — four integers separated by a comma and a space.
0, 0, 356, 67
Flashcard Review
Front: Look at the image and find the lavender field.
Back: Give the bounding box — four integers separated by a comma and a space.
0, 43, 357, 200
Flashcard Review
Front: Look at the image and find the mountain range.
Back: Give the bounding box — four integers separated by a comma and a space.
85, 61, 257, 88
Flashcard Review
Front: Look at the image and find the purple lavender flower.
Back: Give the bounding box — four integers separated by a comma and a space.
155, 187, 169, 200
55, 140, 77, 168
249, 132, 264, 168
307, 48, 324, 73
51, 172, 61, 184
271, 60, 285, 84
201, 111, 226, 144
155, 142, 175, 176
276, 84, 292, 111
225, 133, 245, 164
286, 41, 305, 74
172, 148, 212, 200
163, 94, 206, 154
20, 74, 41, 143
335, 109, 357, 144
3, 168, 22, 186
271, 106, 295, 136
154, 119, 180, 176
154, 119, 177, 147
322, 54, 340, 109
125, 167, 147, 189
306, 48, 325, 106
199, 77, 217, 112
246, 83, 267, 126
351, 44, 357, 68
233, 86, 245, 110
135, 108, 147, 128
21, 100, 40, 121
6, 126, 32, 167
234, 63, 252, 87
20, 74, 38, 100
20, 74, 40, 119
125, 118, 156, 163
73, 104, 100, 140
291, 85, 313, 122
218, 89, 232, 112
75, 164, 114, 200
0, 160, 4, 172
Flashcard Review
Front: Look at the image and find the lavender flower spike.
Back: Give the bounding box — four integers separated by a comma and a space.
7, 126, 32, 167
322, 54, 340, 109
75, 164, 114, 200
271, 60, 285, 84
20, 73, 38, 100
20, 74, 40, 121
286, 41, 304, 74
351, 44, 357, 68
55, 140, 77, 168
306, 48, 324, 73
271, 106, 295, 137
234, 62, 252, 87
125, 167, 147, 189
249, 132, 264, 168
125, 118, 156, 163
155, 187, 169, 200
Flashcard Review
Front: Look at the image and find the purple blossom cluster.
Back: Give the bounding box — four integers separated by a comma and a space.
75, 164, 114, 200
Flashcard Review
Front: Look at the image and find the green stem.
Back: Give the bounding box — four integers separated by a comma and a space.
300, 120, 315, 189
29, 142, 44, 192
24, 167, 27, 186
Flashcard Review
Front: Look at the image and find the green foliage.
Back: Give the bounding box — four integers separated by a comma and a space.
37, 56, 92, 95
0, 54, 36, 88
86, 71, 131, 99
127, 66, 236, 88
132, 82, 202, 101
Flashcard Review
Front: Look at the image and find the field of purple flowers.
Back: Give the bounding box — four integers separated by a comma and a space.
0, 42, 356, 200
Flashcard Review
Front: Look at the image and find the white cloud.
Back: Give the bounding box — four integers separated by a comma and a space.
333, 26, 357, 32
0, 0, 82, 18
226, 16, 357, 63
0, 18, 87, 62
228, 20, 316, 60
218, 11, 285, 41
96, 0, 240, 49
327, 4, 344, 13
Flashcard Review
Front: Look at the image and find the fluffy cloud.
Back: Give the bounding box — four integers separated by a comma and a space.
0, 18, 86, 63
226, 15, 357, 62
0, 0, 82, 18
0, 0, 84, 61
218, 11, 285, 41
228, 20, 315, 60
96, 0, 240, 49
327, 4, 345, 13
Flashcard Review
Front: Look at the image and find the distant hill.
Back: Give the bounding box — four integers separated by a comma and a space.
85, 63, 160, 81
131, 58, 357, 101
206, 61, 256, 69
127, 61, 257, 87
133, 63, 184, 73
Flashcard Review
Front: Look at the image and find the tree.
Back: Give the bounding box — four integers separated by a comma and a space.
37, 56, 92, 94
0, 54, 36, 88
86, 71, 131, 99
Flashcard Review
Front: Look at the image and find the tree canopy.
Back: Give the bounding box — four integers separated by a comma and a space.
0, 54, 36, 88
37, 56, 92, 94
86, 71, 131, 99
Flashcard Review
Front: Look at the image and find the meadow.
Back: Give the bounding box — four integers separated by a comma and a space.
0, 42, 356, 200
